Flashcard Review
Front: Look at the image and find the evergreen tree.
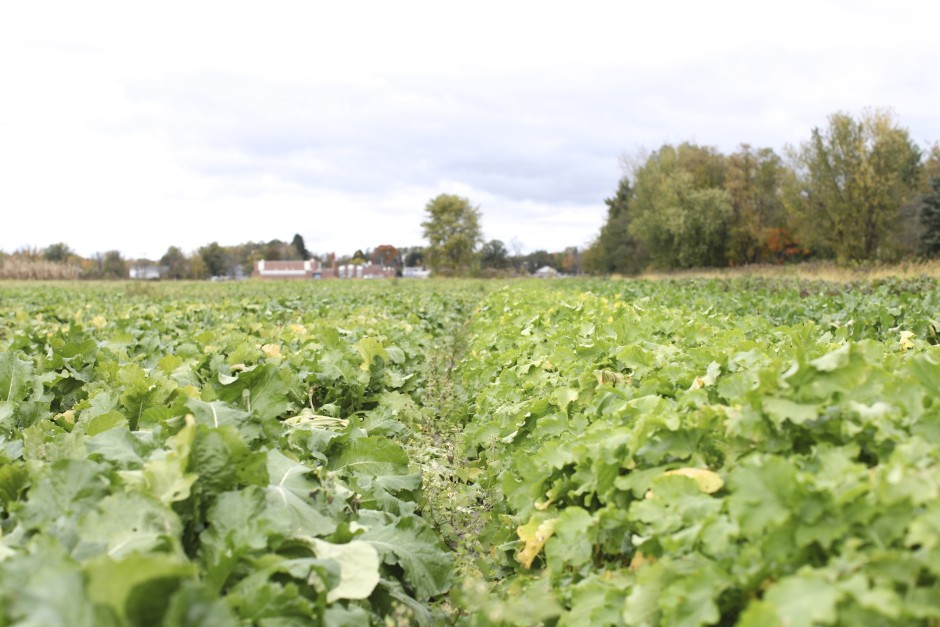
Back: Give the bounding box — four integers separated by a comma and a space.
290, 234, 310, 260
584, 177, 646, 275
920, 177, 940, 257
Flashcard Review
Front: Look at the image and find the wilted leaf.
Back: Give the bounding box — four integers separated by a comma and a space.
517, 516, 559, 569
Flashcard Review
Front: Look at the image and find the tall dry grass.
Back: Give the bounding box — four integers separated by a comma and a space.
637, 260, 940, 283
0, 258, 81, 280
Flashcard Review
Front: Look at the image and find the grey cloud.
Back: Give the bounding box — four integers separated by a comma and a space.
121, 71, 627, 205
118, 50, 940, 225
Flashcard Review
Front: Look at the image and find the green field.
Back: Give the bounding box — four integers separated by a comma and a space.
1, 278, 939, 626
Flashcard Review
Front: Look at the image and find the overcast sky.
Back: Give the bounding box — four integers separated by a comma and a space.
2, 1, 938, 260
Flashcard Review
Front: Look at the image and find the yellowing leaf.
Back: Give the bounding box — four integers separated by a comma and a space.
663, 467, 724, 493
517, 516, 558, 569
310, 538, 381, 602
900, 331, 915, 350
262, 343, 282, 359
629, 551, 656, 571
91, 315, 106, 329
534, 495, 555, 511
357, 337, 388, 370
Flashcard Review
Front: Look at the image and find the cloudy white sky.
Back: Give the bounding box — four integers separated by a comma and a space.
1, 1, 938, 260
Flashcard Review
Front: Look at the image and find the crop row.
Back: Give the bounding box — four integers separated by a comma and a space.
0, 281, 480, 626
453, 278, 940, 625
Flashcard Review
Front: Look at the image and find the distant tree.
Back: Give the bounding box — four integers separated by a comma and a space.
291, 234, 310, 260
507, 238, 526, 273
160, 246, 189, 279
261, 239, 286, 261
560, 246, 581, 274
786, 109, 922, 262
923, 143, 940, 187
421, 194, 483, 276
629, 145, 733, 269
724, 145, 791, 264
101, 250, 127, 279
189, 254, 208, 279
919, 177, 940, 257
371, 244, 400, 267
584, 177, 646, 275
523, 250, 556, 274
480, 239, 509, 270
351, 249, 367, 265
403, 247, 425, 267
43, 242, 74, 263
199, 242, 230, 277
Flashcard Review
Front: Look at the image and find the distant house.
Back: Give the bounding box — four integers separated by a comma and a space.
335, 263, 397, 279
402, 266, 431, 279
533, 265, 559, 278
253, 259, 398, 280
253, 259, 333, 279
129, 264, 163, 280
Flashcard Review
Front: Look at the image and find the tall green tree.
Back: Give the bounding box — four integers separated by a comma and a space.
480, 239, 509, 270
403, 247, 425, 267
629, 144, 733, 269
160, 246, 189, 280
421, 194, 483, 276
725, 145, 791, 264
290, 234, 310, 260
198, 242, 230, 278
786, 109, 922, 261
43, 242, 74, 263
101, 250, 127, 279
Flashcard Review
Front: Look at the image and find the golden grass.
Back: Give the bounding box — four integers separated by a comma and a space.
637, 260, 940, 283
0, 258, 81, 280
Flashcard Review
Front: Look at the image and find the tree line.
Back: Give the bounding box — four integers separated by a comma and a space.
8, 108, 938, 280
2, 198, 583, 280
583, 109, 940, 274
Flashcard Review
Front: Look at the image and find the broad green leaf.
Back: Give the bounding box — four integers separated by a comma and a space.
74, 492, 182, 560
545, 506, 595, 572
327, 436, 410, 477
810, 343, 851, 372
0, 542, 103, 626
728, 456, 801, 534
759, 569, 841, 627
223, 558, 323, 621
199, 487, 290, 591
186, 398, 250, 431
0, 352, 33, 403
0, 462, 29, 510
265, 449, 336, 536
85, 552, 197, 625
763, 397, 818, 425
19, 459, 111, 546
215, 363, 290, 424
160, 580, 240, 627
552, 387, 579, 412
122, 417, 198, 505
359, 513, 452, 600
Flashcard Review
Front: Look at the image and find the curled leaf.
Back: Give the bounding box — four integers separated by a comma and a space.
663, 467, 724, 493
